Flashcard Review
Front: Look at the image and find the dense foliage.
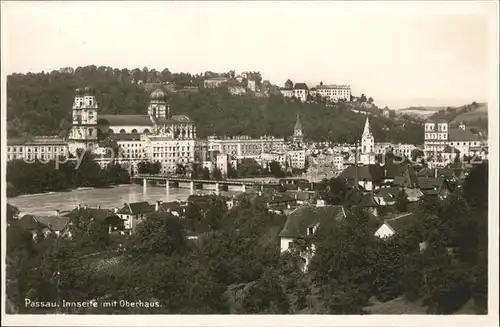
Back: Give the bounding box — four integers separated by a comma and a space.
6, 159, 488, 314
7, 66, 424, 143
6, 153, 130, 197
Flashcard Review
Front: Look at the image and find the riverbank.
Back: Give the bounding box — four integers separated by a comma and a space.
8, 184, 242, 217
7, 183, 131, 199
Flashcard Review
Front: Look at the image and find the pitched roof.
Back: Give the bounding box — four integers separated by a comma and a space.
374, 187, 401, 201
392, 166, 419, 188
383, 162, 410, 179
293, 83, 309, 90
16, 215, 44, 231
448, 128, 481, 142
383, 212, 419, 234
361, 193, 379, 207
35, 215, 71, 232
294, 113, 302, 132
339, 164, 385, 182
278, 203, 349, 238
417, 177, 445, 190
99, 115, 153, 126
117, 202, 154, 215
158, 201, 183, 212
86, 208, 118, 222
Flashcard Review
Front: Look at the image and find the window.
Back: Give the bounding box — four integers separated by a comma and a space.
131, 129, 138, 133
307, 226, 315, 235
120, 129, 126, 134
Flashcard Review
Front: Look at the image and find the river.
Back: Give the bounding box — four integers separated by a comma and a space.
8, 184, 244, 216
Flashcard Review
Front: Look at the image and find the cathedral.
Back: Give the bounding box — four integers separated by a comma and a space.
68, 87, 196, 156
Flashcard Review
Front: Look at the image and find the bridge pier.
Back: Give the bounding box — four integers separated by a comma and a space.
215, 182, 220, 196
190, 181, 194, 195
166, 180, 170, 196
143, 178, 147, 192
241, 184, 246, 192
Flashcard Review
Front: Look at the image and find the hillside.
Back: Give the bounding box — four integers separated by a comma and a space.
6, 66, 424, 144
428, 102, 488, 132
450, 103, 488, 123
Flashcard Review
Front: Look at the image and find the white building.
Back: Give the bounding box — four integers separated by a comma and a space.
359, 117, 376, 165
279, 202, 350, 271
204, 77, 228, 88
228, 85, 247, 96
287, 149, 306, 169
424, 120, 487, 167
247, 80, 256, 92
7, 136, 69, 162
316, 84, 351, 102
280, 82, 309, 102
206, 135, 285, 157
68, 87, 99, 154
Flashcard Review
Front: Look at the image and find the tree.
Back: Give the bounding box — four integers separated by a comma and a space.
269, 160, 285, 178
130, 212, 187, 258
308, 210, 377, 313
359, 94, 367, 103
175, 163, 186, 176
212, 167, 223, 181
284, 79, 293, 89
201, 167, 211, 180
241, 273, 290, 313
395, 189, 409, 213
319, 178, 349, 205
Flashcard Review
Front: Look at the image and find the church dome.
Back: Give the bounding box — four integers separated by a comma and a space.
150, 88, 167, 101
75, 88, 83, 95
83, 86, 95, 96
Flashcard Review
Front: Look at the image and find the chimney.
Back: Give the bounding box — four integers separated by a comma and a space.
54, 210, 60, 216
84, 205, 88, 209
97, 205, 101, 209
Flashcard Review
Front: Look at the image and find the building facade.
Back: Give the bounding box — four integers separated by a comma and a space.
316, 84, 351, 102
359, 117, 376, 165
7, 136, 69, 162
68, 87, 99, 154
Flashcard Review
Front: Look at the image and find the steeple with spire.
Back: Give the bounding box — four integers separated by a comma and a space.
292, 112, 303, 146
359, 117, 376, 165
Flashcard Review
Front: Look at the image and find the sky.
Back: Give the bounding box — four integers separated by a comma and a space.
1, 1, 497, 108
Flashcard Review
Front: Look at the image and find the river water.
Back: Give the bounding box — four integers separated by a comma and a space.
8, 184, 244, 216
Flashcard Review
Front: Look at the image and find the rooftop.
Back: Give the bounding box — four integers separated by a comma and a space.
383, 212, 419, 234
117, 202, 155, 215
278, 203, 349, 238
448, 128, 482, 142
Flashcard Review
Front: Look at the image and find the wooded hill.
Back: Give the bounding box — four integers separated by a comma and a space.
7, 66, 424, 144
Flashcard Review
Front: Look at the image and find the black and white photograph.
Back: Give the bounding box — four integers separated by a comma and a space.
1, 1, 498, 326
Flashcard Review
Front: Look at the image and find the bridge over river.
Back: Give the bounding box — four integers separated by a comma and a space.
133, 174, 281, 195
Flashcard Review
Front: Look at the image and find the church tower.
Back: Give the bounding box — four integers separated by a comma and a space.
292, 112, 304, 146
359, 117, 376, 165
148, 88, 169, 120
68, 87, 99, 155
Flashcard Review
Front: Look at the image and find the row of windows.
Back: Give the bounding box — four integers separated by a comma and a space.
8, 146, 66, 152
8, 154, 67, 161
152, 153, 190, 158
110, 129, 150, 134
